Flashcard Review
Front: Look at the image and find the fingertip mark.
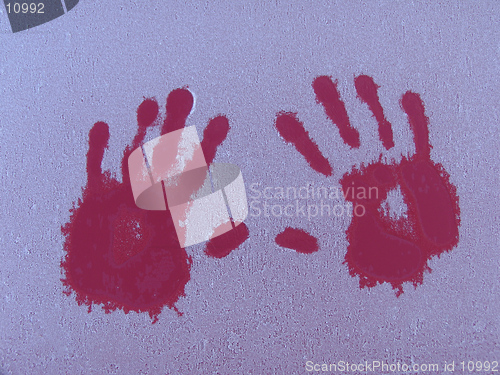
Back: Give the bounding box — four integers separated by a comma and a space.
205, 223, 249, 258
162, 88, 194, 134
137, 99, 159, 129
354, 75, 394, 150
313, 76, 360, 149
201, 115, 230, 165
89, 121, 110, 149
86, 122, 109, 188
132, 99, 159, 148
275, 227, 319, 254
401, 92, 431, 157
275, 112, 333, 177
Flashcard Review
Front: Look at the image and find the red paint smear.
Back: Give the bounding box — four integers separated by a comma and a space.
313, 76, 360, 148
354, 75, 395, 150
61, 89, 246, 322
341, 90, 460, 295
275, 227, 319, 254
205, 222, 250, 258
275, 112, 333, 176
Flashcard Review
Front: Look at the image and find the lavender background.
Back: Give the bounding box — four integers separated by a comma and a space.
0, 1, 499, 374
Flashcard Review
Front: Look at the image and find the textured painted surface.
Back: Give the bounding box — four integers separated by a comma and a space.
0, 1, 499, 374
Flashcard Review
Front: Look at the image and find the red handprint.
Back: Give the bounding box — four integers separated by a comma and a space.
275, 75, 460, 295
61, 88, 249, 322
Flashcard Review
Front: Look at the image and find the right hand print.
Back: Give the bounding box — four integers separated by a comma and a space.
275, 75, 460, 295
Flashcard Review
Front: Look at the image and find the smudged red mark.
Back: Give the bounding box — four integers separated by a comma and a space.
61, 89, 247, 322
275, 227, 319, 254
313, 76, 361, 148
354, 75, 394, 150
275, 112, 333, 176
205, 222, 250, 258
275, 75, 460, 296
341, 90, 460, 295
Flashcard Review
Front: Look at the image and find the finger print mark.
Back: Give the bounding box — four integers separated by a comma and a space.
354, 75, 395, 150
275, 112, 333, 177
133, 99, 160, 146
121, 99, 159, 180
61, 89, 247, 322
86, 121, 109, 192
201, 115, 230, 165
161, 88, 195, 135
401, 92, 431, 157
205, 221, 250, 258
275, 227, 319, 254
313, 76, 361, 148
